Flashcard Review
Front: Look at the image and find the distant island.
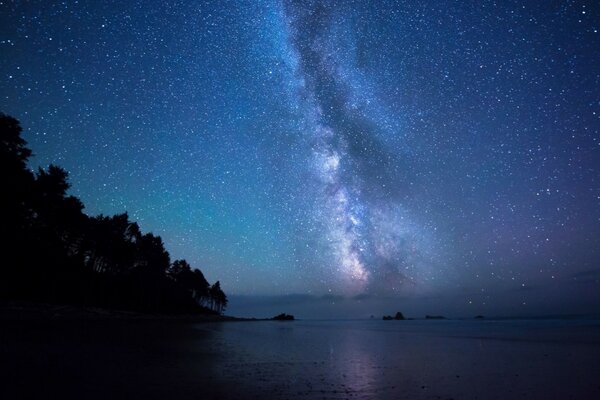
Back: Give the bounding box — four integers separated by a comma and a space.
0, 114, 227, 316
383, 312, 405, 320
425, 315, 446, 320
272, 313, 295, 321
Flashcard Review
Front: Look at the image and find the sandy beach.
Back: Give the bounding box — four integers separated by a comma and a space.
1, 307, 599, 399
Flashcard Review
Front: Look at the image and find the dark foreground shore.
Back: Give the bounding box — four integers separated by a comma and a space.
2, 304, 600, 399
0, 301, 247, 322
0, 302, 241, 399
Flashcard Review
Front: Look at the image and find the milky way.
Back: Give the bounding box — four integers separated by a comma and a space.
281, 1, 433, 295
1, 0, 598, 315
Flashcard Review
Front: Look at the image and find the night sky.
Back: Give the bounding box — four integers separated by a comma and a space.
1, 1, 598, 318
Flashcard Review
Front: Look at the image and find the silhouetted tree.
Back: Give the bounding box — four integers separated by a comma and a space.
209, 281, 227, 314
136, 233, 170, 275
0, 113, 227, 315
0, 114, 33, 206
190, 269, 210, 306
1, 114, 35, 297
0, 114, 31, 167
1, 115, 34, 252
168, 259, 211, 307
83, 214, 139, 275
32, 165, 85, 251
167, 259, 191, 281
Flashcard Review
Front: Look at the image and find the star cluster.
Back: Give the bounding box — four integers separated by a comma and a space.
1, 0, 598, 314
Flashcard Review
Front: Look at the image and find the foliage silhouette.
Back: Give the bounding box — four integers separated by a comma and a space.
209, 281, 228, 314
0, 113, 226, 314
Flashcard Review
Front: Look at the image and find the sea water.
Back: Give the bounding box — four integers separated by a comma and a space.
192, 319, 600, 399
3, 318, 599, 399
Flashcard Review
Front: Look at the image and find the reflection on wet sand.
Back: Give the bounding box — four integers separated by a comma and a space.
200, 320, 600, 399
2, 319, 600, 399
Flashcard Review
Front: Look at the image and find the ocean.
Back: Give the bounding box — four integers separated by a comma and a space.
2, 318, 599, 399
192, 318, 600, 399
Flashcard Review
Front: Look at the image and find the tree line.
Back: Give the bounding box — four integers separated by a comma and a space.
0, 113, 227, 314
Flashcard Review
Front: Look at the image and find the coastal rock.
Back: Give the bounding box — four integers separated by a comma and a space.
383, 312, 405, 320
272, 313, 294, 321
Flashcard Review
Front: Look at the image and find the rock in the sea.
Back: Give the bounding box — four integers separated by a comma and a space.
425, 315, 446, 319
272, 313, 294, 321
383, 312, 405, 320
474, 315, 485, 319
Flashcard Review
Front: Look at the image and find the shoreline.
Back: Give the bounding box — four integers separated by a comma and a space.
2, 303, 599, 399
3, 301, 598, 323
0, 300, 257, 323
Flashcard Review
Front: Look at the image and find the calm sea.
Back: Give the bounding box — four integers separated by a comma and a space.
192, 319, 600, 399
3, 318, 599, 399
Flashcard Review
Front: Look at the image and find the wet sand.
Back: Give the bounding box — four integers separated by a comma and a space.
1, 317, 600, 399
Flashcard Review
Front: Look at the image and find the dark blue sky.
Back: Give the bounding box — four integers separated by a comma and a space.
1, 0, 598, 317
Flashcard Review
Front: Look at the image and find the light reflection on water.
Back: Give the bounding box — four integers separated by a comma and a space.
191, 319, 600, 399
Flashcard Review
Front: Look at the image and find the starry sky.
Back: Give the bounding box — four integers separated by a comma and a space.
1, 0, 598, 317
